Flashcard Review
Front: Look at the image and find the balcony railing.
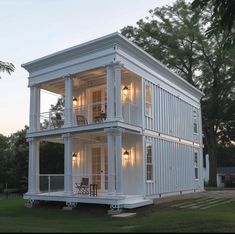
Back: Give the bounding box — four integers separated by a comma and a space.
39, 101, 140, 131
122, 102, 140, 126
39, 174, 64, 194
39, 174, 108, 195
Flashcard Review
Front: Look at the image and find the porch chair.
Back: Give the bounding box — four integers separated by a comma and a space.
76, 115, 88, 126
75, 177, 89, 195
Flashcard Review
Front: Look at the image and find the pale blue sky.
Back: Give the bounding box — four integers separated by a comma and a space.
0, 0, 178, 136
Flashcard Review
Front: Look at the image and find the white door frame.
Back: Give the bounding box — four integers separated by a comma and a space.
91, 143, 107, 192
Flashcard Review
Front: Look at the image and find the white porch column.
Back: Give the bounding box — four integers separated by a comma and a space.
106, 64, 115, 121
27, 137, 40, 194
64, 74, 73, 127
114, 129, 123, 194
106, 129, 115, 194
29, 86, 40, 132
63, 133, 73, 195
114, 62, 123, 121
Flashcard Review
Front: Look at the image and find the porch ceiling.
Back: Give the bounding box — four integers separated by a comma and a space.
39, 131, 106, 145
39, 67, 131, 96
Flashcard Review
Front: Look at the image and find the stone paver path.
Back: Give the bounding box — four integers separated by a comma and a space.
155, 190, 235, 210
171, 197, 233, 210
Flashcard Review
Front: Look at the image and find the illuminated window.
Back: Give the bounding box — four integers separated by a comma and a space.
146, 143, 153, 181
145, 83, 152, 117
193, 109, 198, 134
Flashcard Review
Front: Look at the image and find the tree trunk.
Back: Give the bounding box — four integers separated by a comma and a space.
205, 125, 218, 187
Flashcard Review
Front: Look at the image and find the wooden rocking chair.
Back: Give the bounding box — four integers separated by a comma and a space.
75, 177, 89, 195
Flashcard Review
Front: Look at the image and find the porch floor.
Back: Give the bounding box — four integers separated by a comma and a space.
23, 191, 153, 209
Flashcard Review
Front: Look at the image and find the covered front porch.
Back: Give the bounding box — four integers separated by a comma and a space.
25, 129, 150, 208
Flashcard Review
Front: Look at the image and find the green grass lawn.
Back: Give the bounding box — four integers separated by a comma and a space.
0, 195, 235, 233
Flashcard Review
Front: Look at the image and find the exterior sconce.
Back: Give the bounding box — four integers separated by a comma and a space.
122, 86, 129, 96
73, 97, 78, 106
123, 150, 129, 160
72, 152, 77, 160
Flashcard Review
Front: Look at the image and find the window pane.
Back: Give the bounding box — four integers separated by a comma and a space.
146, 144, 153, 181
194, 152, 198, 165
147, 165, 153, 180
147, 145, 152, 163
193, 110, 198, 133
195, 168, 198, 179
145, 83, 152, 116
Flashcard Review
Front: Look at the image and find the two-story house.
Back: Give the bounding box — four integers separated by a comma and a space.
22, 32, 204, 210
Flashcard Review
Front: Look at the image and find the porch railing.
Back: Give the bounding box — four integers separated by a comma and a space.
39, 174, 64, 194
40, 110, 64, 130
39, 174, 108, 195
122, 102, 141, 126
72, 101, 107, 126
39, 101, 140, 131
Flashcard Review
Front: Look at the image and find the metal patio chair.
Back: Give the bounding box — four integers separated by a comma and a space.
75, 177, 89, 195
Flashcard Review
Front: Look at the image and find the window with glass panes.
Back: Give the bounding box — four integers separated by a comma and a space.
145, 83, 152, 116
146, 143, 153, 181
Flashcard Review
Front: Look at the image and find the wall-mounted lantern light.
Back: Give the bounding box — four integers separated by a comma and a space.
123, 150, 129, 160
73, 97, 78, 106
72, 152, 77, 160
122, 86, 129, 96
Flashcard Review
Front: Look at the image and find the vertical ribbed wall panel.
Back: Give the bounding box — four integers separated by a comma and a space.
146, 83, 201, 142
145, 136, 200, 196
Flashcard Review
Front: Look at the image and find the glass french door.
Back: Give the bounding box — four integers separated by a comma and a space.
92, 145, 107, 191
91, 88, 107, 123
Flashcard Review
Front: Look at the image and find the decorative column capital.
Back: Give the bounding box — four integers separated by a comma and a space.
62, 133, 71, 139
27, 137, 34, 143
113, 61, 123, 70
62, 73, 72, 80
104, 61, 124, 68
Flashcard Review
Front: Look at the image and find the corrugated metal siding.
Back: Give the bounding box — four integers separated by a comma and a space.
144, 136, 201, 196
143, 79, 200, 143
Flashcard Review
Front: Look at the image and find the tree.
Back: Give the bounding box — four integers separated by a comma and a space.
0, 134, 10, 191
8, 127, 29, 192
192, 0, 235, 33
41, 97, 64, 130
0, 61, 15, 78
121, 0, 235, 186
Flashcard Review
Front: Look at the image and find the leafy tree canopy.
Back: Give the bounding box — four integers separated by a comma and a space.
121, 0, 235, 186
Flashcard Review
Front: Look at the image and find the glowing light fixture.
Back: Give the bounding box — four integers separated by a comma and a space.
72, 152, 77, 160
73, 97, 78, 106
123, 150, 129, 160
122, 86, 129, 96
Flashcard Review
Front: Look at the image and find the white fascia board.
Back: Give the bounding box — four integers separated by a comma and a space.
22, 32, 120, 73
28, 53, 115, 86
114, 35, 204, 100
29, 47, 116, 79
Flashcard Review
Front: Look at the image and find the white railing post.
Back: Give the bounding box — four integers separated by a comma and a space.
48, 176, 51, 194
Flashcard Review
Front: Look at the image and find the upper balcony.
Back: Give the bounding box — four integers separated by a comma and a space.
29, 65, 142, 134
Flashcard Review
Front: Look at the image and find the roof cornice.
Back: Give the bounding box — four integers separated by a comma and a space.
21, 32, 204, 99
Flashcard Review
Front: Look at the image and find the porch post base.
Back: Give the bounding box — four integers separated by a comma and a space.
25, 199, 40, 208
62, 202, 78, 210
107, 204, 123, 215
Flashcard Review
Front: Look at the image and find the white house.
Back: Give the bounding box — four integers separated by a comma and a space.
22, 32, 204, 210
